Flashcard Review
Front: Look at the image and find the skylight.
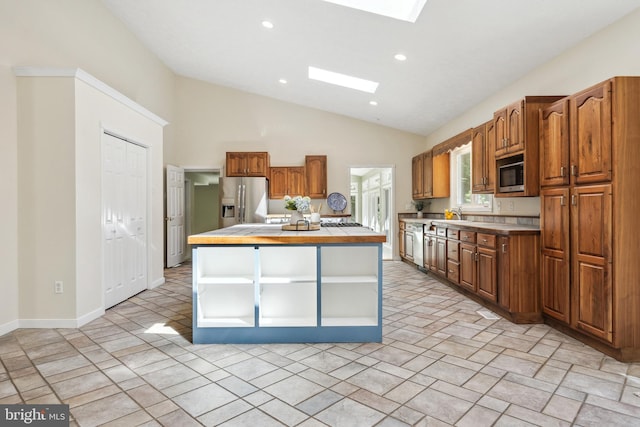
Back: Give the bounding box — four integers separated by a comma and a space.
322, 0, 427, 23
308, 66, 379, 93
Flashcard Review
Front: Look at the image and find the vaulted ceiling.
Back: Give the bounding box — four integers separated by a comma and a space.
102, 0, 640, 135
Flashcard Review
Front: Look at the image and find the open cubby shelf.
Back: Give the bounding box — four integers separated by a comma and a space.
193, 243, 382, 343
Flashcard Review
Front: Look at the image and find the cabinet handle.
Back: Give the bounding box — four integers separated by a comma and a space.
502, 243, 507, 253
449, 269, 454, 273
571, 194, 577, 206
571, 164, 577, 176
560, 195, 565, 206
475, 252, 479, 262
560, 166, 565, 177
482, 238, 488, 243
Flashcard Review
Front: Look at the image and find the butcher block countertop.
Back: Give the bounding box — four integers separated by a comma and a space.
188, 224, 387, 245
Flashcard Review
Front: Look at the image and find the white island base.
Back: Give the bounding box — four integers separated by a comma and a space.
189, 226, 384, 344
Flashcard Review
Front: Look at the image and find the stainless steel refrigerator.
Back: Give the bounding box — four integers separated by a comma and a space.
219, 177, 269, 227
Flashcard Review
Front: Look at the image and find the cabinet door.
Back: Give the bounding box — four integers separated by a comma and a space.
540, 188, 570, 323
436, 237, 447, 276
246, 152, 269, 177
471, 125, 486, 193
269, 167, 288, 199
570, 81, 612, 184
432, 153, 450, 198
571, 184, 612, 342
485, 120, 496, 192
494, 108, 508, 158
477, 247, 497, 302
412, 153, 424, 198
288, 167, 306, 196
540, 100, 570, 187
305, 155, 327, 198
459, 242, 477, 292
226, 152, 246, 177
399, 225, 406, 258
422, 151, 433, 198
506, 100, 525, 153
497, 236, 510, 309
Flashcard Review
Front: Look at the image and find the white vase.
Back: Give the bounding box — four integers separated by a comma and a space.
289, 209, 305, 225
417, 211, 423, 218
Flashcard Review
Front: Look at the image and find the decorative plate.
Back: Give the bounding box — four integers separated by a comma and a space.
327, 192, 347, 212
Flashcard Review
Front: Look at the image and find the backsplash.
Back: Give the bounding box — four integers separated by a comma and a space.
398, 212, 540, 227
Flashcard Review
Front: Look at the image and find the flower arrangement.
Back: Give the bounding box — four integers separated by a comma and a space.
284, 195, 311, 212
412, 200, 424, 212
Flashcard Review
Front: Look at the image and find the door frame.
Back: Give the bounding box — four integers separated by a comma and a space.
165, 165, 223, 264
349, 165, 395, 261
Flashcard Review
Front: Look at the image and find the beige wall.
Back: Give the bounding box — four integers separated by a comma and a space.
15, 72, 165, 326
171, 76, 425, 217
0, 0, 174, 333
426, 7, 640, 216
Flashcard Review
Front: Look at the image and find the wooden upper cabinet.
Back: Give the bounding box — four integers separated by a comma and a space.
269, 167, 305, 199
540, 99, 570, 187
494, 96, 565, 160
471, 120, 495, 193
570, 80, 612, 185
226, 152, 270, 177
412, 153, 424, 199
305, 155, 327, 198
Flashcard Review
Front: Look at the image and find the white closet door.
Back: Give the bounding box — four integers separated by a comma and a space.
103, 132, 148, 309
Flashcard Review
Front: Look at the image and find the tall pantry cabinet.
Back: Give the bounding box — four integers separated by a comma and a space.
540, 77, 640, 361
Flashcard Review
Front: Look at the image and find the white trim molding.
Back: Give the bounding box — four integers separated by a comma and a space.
13, 66, 169, 127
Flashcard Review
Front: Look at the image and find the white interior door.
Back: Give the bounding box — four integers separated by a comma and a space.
166, 164, 185, 267
103, 132, 148, 309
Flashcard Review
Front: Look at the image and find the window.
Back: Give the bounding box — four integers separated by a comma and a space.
450, 143, 492, 212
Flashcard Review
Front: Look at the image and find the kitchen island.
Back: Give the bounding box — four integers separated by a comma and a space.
187, 224, 386, 344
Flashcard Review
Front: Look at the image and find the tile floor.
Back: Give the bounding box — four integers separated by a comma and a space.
1, 261, 640, 426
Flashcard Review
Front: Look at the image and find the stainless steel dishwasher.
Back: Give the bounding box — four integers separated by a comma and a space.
406, 222, 424, 267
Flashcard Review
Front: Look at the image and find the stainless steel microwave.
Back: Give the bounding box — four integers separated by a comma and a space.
498, 160, 524, 192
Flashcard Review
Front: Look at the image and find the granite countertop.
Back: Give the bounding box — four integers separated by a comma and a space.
401, 218, 540, 235
188, 224, 386, 245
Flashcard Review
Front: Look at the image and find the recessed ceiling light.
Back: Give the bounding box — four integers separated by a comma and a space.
279, 79, 287, 84
308, 66, 379, 93
394, 53, 407, 61
262, 20, 274, 29
322, 0, 427, 23
369, 101, 378, 106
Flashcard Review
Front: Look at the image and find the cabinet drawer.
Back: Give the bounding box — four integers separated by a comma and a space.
447, 260, 460, 283
460, 231, 476, 243
437, 227, 447, 237
447, 241, 459, 262
477, 233, 496, 248
447, 229, 459, 240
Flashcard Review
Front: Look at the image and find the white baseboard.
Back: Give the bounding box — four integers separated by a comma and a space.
150, 276, 165, 289
0, 319, 19, 337
76, 307, 105, 328
19, 318, 81, 329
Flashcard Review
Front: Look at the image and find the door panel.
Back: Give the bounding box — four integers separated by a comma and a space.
103, 133, 149, 309
166, 165, 185, 268
571, 184, 612, 342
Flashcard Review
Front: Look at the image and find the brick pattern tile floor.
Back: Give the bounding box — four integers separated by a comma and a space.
1, 261, 639, 426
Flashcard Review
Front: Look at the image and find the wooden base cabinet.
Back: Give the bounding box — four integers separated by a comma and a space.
497, 234, 541, 323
